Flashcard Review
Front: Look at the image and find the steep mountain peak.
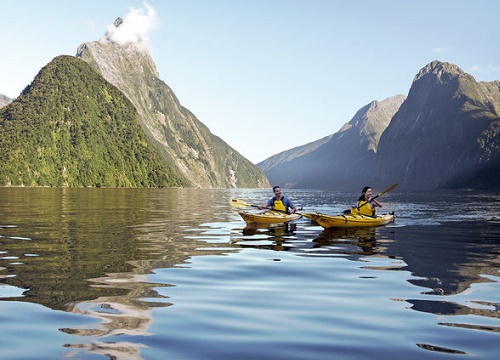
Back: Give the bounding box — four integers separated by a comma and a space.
76, 15, 159, 84
377, 61, 500, 189
414, 60, 470, 83
339, 95, 406, 154
76, 39, 159, 88
76, 17, 269, 188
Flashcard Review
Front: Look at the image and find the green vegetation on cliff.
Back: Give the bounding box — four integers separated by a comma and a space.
0, 55, 183, 187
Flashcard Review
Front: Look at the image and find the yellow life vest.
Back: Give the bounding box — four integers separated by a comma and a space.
357, 201, 375, 216
273, 199, 287, 212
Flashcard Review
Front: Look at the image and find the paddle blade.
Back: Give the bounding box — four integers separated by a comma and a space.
377, 183, 398, 197
230, 199, 252, 209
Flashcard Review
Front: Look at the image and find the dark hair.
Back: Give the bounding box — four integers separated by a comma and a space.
358, 186, 371, 201
272, 186, 281, 191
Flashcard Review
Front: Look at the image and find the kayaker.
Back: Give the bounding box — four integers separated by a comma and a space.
357, 186, 382, 216
258, 186, 297, 214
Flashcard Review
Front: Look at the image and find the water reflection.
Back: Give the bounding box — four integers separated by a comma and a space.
232, 216, 500, 325
312, 227, 382, 255
0, 188, 233, 359
235, 221, 395, 258
242, 222, 298, 237
1, 188, 500, 359
386, 221, 500, 296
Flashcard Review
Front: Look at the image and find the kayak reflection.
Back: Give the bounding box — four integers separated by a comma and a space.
313, 227, 381, 255
242, 222, 297, 236
237, 222, 394, 256
239, 223, 297, 251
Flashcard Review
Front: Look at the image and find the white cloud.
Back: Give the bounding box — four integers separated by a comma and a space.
486, 64, 500, 73
432, 47, 447, 54
470, 64, 500, 76
100, 3, 159, 52
470, 65, 486, 74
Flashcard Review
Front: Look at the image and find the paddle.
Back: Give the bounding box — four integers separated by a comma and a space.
356, 183, 398, 211
230, 198, 260, 209
230, 198, 290, 213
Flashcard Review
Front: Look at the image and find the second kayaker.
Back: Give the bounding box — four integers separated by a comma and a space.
356, 186, 382, 216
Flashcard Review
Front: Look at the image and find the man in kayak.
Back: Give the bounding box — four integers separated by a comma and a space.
258, 186, 297, 214
357, 186, 382, 216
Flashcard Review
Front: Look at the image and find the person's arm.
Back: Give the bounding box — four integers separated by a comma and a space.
285, 197, 296, 213
258, 199, 272, 210
370, 198, 382, 208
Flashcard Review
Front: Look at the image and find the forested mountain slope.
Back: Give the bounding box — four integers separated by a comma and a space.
0, 56, 182, 187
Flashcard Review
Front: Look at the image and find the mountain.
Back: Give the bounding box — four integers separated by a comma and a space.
0, 94, 13, 108
0, 56, 182, 187
259, 95, 406, 189
376, 61, 500, 189
75, 18, 269, 189
258, 134, 333, 173
260, 60, 500, 190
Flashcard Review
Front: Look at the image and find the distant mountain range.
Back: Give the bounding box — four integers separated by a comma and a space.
258, 61, 500, 190
0, 18, 269, 188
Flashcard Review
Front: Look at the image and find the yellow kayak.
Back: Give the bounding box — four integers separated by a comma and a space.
302, 213, 316, 221
238, 210, 302, 225
304, 212, 394, 229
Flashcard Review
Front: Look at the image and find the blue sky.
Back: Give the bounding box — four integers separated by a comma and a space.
1, 1, 499, 163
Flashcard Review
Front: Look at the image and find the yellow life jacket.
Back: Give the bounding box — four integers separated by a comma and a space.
273, 199, 287, 212
357, 201, 375, 216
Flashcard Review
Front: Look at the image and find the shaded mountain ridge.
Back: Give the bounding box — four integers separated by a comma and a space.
259, 61, 500, 190
376, 61, 500, 189
259, 95, 406, 189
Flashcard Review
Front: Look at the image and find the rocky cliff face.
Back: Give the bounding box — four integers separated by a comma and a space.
260, 95, 406, 189
76, 18, 269, 189
260, 60, 500, 190
376, 61, 500, 189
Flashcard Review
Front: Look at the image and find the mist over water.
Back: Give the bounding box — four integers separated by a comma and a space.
0, 187, 499, 359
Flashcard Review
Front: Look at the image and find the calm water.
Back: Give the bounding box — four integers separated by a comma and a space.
0, 187, 499, 359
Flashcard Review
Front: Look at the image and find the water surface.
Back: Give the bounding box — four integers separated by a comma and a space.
0, 188, 499, 359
